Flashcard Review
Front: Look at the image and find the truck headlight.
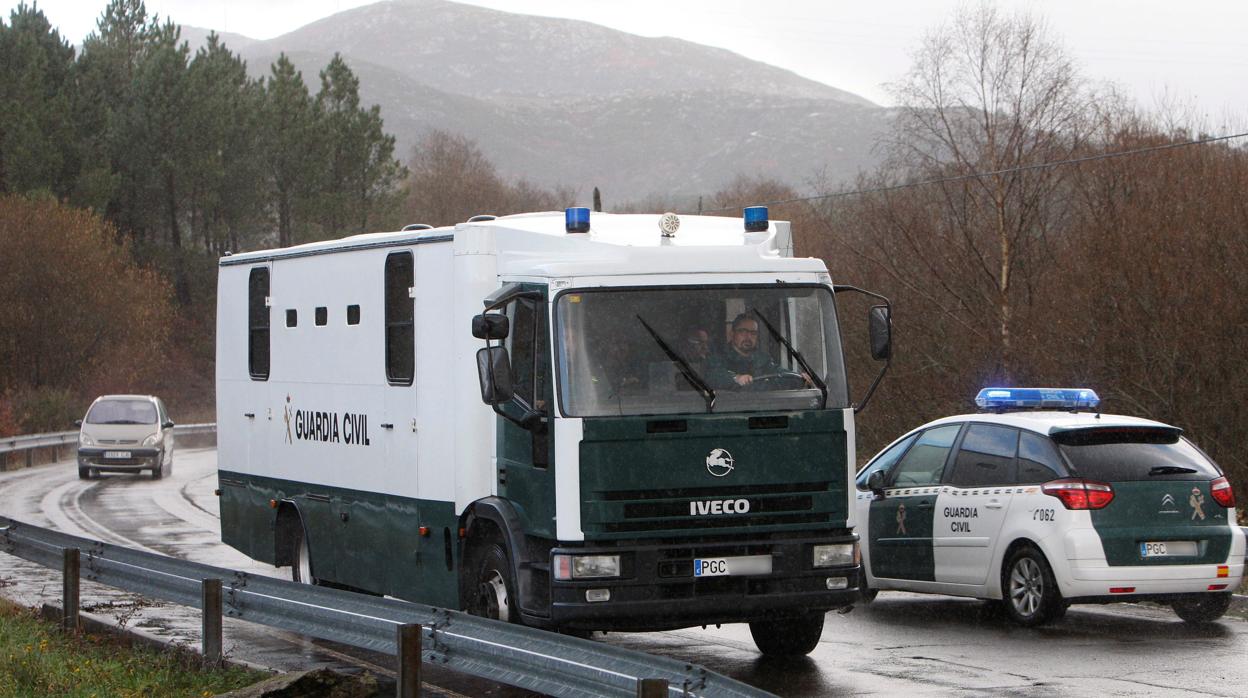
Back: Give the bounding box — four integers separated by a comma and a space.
553, 554, 621, 580
79, 433, 94, 446
813, 543, 856, 568
142, 433, 160, 446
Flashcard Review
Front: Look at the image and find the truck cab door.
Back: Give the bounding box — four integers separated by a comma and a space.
495, 287, 556, 538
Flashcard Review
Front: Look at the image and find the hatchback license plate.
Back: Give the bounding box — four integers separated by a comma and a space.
104, 451, 131, 459
693, 555, 772, 577
1140, 541, 1197, 558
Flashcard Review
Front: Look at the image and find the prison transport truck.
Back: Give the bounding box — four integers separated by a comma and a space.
215, 207, 891, 656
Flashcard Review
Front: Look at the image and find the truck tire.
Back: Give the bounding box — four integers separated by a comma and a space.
749, 612, 824, 656
465, 537, 518, 624
1172, 593, 1231, 623
77, 467, 91, 480
292, 523, 318, 585
1001, 545, 1064, 626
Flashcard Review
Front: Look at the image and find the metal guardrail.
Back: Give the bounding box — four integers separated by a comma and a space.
0, 516, 773, 698
0, 423, 217, 456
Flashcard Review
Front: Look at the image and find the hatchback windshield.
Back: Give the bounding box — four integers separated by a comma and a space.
555, 285, 847, 416
86, 399, 157, 425
1053, 427, 1221, 481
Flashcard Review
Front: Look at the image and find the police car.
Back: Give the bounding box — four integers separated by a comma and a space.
855, 388, 1245, 626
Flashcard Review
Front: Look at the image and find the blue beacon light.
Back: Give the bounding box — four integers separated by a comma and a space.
744, 206, 769, 232
975, 387, 1100, 411
565, 207, 590, 234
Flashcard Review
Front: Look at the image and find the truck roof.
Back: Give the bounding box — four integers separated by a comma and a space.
219, 211, 822, 278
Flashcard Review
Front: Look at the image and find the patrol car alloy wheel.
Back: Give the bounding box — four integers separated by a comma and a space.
1172, 593, 1232, 624
1002, 545, 1063, 626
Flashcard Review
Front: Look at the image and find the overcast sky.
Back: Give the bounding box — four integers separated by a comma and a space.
8, 0, 1248, 123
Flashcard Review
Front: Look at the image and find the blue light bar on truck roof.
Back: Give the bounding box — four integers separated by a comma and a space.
565, 207, 590, 233
975, 387, 1100, 411
744, 206, 769, 232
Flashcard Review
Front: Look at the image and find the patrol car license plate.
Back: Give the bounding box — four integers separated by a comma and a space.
1140, 541, 1197, 558
104, 451, 131, 459
693, 555, 772, 577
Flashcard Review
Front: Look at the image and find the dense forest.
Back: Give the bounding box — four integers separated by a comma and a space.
0, 3, 1245, 502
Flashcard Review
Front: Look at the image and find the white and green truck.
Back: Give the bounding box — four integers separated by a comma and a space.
215, 207, 890, 655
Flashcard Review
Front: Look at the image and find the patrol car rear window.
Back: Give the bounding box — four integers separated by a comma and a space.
1053, 428, 1221, 481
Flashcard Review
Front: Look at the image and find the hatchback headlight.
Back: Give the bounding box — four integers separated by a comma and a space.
79, 433, 94, 446
553, 554, 621, 580
142, 433, 160, 446
813, 543, 856, 568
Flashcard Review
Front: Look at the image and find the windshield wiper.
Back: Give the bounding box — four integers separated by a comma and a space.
753, 309, 828, 408
1149, 465, 1198, 476
635, 315, 716, 413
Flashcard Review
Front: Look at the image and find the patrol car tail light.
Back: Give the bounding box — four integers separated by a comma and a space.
1041, 478, 1114, 510
1210, 477, 1235, 508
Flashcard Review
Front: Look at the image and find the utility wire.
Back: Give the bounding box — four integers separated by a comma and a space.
704, 130, 1248, 213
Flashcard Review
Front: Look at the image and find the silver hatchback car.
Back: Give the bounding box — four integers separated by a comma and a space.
75, 395, 175, 480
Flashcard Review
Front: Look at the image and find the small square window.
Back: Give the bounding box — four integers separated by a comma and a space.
315, 307, 327, 326
286, 309, 297, 327
347, 305, 361, 325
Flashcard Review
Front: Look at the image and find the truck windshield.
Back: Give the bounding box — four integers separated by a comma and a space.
555, 285, 848, 416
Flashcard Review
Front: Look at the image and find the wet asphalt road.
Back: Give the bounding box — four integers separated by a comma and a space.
1, 451, 1245, 697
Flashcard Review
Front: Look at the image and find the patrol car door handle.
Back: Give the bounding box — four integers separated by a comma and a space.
917, 501, 933, 509
244, 412, 255, 419
986, 499, 1004, 509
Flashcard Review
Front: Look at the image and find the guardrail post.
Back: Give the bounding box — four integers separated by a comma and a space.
25, 447, 34, 469
62, 547, 79, 632
202, 578, 223, 666
397, 623, 421, 698
637, 678, 669, 697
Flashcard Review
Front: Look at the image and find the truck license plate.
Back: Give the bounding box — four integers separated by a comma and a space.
1140, 541, 1197, 557
104, 451, 131, 459
693, 555, 772, 577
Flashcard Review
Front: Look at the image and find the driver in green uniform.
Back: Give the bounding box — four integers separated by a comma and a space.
706, 314, 781, 389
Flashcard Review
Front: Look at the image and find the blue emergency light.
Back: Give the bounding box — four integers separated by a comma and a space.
565, 207, 590, 233
744, 206, 769, 232
975, 387, 1100, 411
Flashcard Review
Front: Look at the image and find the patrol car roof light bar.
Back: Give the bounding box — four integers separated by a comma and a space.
975, 387, 1100, 413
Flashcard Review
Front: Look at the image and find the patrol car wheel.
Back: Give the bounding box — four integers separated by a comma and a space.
1002, 546, 1063, 626
468, 540, 517, 624
1172, 593, 1231, 624
749, 612, 824, 656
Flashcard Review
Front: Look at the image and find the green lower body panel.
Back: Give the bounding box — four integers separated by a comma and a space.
218, 470, 461, 608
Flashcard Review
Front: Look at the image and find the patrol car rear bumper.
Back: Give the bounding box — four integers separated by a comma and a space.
1062, 560, 1243, 599
543, 532, 860, 631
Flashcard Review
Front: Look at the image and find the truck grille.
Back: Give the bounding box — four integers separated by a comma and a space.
588, 481, 835, 534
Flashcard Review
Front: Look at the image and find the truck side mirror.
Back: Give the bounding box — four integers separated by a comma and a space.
867, 470, 888, 496
476, 346, 514, 404
472, 313, 509, 340
869, 305, 891, 361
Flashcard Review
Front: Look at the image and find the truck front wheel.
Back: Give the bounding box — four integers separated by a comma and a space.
749, 612, 824, 656
466, 539, 517, 624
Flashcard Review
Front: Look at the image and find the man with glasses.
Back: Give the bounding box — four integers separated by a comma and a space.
707, 313, 780, 389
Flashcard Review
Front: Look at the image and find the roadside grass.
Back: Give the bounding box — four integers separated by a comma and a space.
0, 596, 265, 697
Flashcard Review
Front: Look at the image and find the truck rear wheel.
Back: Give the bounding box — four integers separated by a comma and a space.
1172, 593, 1231, 623
749, 612, 824, 656
291, 524, 318, 585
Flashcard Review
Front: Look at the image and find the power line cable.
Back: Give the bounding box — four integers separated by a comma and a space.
704, 130, 1248, 213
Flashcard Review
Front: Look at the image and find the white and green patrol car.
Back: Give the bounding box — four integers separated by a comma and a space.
856, 388, 1244, 626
